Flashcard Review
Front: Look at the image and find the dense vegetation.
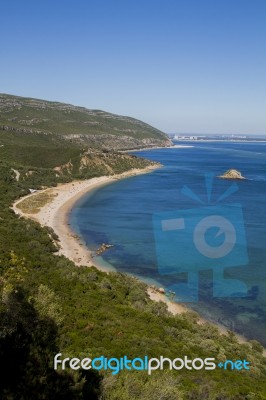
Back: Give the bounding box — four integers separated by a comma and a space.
0, 101, 266, 399
1, 160, 266, 399
0, 94, 172, 150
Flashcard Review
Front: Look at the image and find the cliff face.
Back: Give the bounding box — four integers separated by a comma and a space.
0, 94, 172, 150
63, 133, 172, 150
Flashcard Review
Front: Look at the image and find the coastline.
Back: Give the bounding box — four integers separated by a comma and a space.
121, 144, 193, 152
12, 164, 266, 353
148, 286, 265, 353
13, 165, 160, 272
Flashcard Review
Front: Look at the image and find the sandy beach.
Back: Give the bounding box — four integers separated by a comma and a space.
12, 163, 197, 312
13, 165, 159, 271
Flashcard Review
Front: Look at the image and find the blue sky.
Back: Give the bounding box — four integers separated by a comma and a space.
1, 0, 265, 134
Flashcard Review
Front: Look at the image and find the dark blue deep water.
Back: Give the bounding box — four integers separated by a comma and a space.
70, 142, 266, 345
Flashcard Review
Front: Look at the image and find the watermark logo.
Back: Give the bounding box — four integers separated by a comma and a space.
54, 354, 250, 375
153, 174, 249, 302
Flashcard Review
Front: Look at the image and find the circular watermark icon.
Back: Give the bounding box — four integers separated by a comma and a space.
193, 215, 236, 259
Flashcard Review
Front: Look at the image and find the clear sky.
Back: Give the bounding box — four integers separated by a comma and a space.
1, 0, 265, 134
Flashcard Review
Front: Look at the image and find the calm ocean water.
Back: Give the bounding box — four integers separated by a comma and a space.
70, 142, 266, 344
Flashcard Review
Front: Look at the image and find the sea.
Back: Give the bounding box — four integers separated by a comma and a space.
70, 141, 266, 345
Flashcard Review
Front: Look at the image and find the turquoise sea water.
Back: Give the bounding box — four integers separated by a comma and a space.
70, 142, 266, 345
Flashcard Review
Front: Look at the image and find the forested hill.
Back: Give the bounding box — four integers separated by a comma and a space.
0, 93, 172, 150
0, 93, 164, 183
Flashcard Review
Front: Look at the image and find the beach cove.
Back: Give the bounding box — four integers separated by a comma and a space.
13, 165, 159, 271
12, 163, 195, 317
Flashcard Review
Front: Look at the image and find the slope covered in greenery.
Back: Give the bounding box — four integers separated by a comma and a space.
0, 120, 159, 183
0, 93, 172, 150
0, 160, 266, 399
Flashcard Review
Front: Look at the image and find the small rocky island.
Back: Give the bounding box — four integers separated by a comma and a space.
218, 169, 246, 180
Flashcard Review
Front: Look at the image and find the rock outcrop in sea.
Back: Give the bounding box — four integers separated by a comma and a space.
218, 169, 246, 180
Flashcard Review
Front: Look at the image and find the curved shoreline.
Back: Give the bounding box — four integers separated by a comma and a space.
12, 166, 266, 353
13, 165, 160, 271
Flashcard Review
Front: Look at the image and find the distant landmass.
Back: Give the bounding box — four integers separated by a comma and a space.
169, 133, 266, 141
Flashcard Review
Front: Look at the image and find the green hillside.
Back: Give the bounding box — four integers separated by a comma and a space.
0, 94, 164, 180
0, 93, 172, 150
0, 161, 266, 399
